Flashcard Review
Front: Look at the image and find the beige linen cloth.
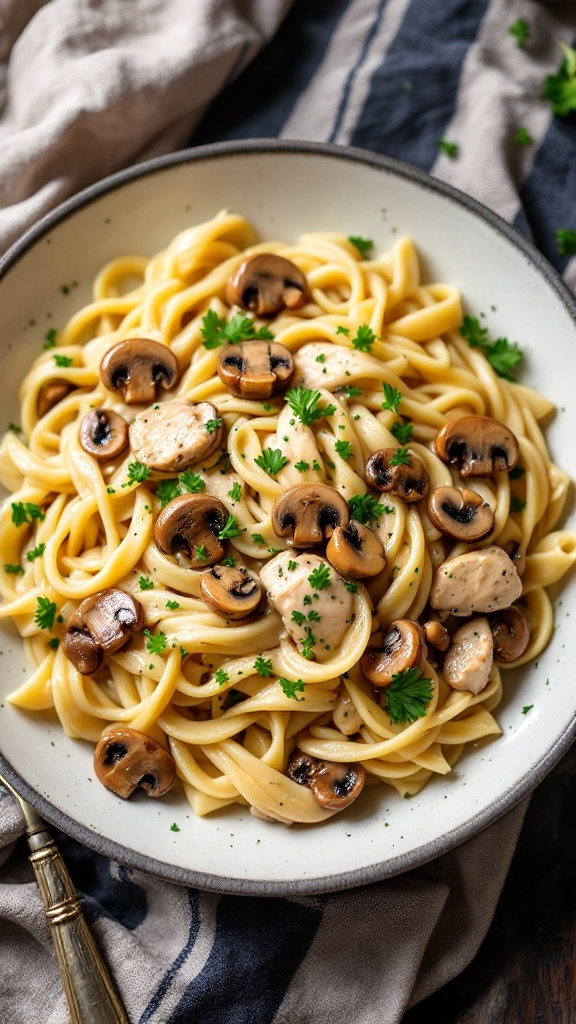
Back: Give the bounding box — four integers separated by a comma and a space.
0, 2, 530, 1022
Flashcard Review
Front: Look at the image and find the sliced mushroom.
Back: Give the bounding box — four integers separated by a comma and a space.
37, 380, 75, 418
435, 415, 519, 476
361, 619, 427, 687
79, 408, 129, 461
490, 606, 530, 662
430, 545, 522, 617
217, 340, 294, 399
365, 449, 429, 503
423, 620, 450, 651
100, 338, 179, 405
154, 493, 229, 569
129, 400, 222, 472
443, 617, 494, 695
199, 564, 261, 619
427, 486, 494, 542
62, 589, 144, 675
325, 519, 386, 579
287, 750, 365, 811
225, 254, 308, 316
94, 726, 175, 798
272, 483, 349, 547
333, 690, 362, 736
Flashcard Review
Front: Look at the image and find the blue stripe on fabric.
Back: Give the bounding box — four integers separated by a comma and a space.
193, 0, 352, 144
328, 0, 389, 143
349, 0, 488, 170
56, 833, 147, 930
138, 889, 200, 1024
166, 895, 323, 1024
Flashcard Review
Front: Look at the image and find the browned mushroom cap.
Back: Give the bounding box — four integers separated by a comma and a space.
100, 338, 179, 405
435, 415, 519, 476
199, 564, 261, 619
37, 380, 75, 418
361, 619, 427, 687
79, 408, 129, 461
129, 400, 222, 472
94, 726, 175, 798
272, 483, 349, 548
325, 519, 386, 579
217, 340, 294, 399
490, 606, 530, 662
365, 449, 430, 503
427, 486, 494, 542
154, 493, 229, 569
225, 254, 308, 316
287, 750, 365, 811
423, 620, 450, 651
62, 589, 144, 675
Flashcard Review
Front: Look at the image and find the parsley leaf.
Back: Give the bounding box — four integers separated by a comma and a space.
251, 533, 266, 546
11, 502, 45, 527
291, 610, 306, 626
509, 18, 530, 48
48, 637, 60, 650
335, 439, 353, 461
383, 667, 433, 724
53, 354, 73, 368
254, 655, 274, 677
228, 482, 242, 502
206, 417, 223, 435
348, 235, 373, 258
382, 382, 402, 413
26, 543, 45, 562
459, 315, 523, 381
348, 493, 386, 524
555, 228, 576, 256
391, 420, 413, 444
155, 479, 181, 507
143, 629, 167, 655
218, 514, 242, 540
300, 626, 317, 660
201, 310, 274, 349
35, 596, 57, 631
344, 386, 363, 398
138, 576, 154, 590
215, 668, 229, 686
178, 470, 205, 493
287, 560, 298, 571
308, 564, 331, 590
278, 676, 305, 700
7, 422, 21, 434
222, 555, 237, 567
438, 137, 458, 158
126, 461, 151, 486
286, 387, 336, 426
513, 127, 534, 146
254, 448, 289, 477
351, 324, 377, 352
294, 459, 309, 473
165, 599, 180, 610
195, 544, 210, 562
336, 325, 350, 336
43, 328, 58, 350
521, 705, 533, 715
344, 580, 358, 594
542, 43, 576, 118
4, 564, 23, 574
390, 448, 410, 467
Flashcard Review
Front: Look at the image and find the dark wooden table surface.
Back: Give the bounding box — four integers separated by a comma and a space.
401, 742, 576, 1024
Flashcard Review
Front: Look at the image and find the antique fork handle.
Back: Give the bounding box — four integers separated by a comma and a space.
26, 816, 129, 1024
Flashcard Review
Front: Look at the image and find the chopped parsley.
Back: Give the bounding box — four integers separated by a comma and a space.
508, 18, 530, 48
43, 328, 58, 349
459, 315, 523, 381
170, 823, 180, 832
438, 137, 458, 158
228, 482, 242, 502
126, 461, 151, 486
348, 493, 386, 524
7, 422, 21, 434
53, 354, 73, 368
513, 127, 534, 146
215, 668, 229, 686
291, 610, 306, 626
554, 228, 576, 257
521, 705, 534, 715
308, 564, 331, 590
383, 667, 434, 724
218, 514, 242, 540
143, 629, 167, 655
206, 417, 223, 435
278, 676, 305, 700
26, 543, 45, 562
251, 533, 266, 545
391, 420, 413, 444
294, 460, 309, 473
155, 479, 181, 507
344, 386, 363, 398
300, 626, 316, 660
307, 609, 321, 622
344, 581, 358, 594
382, 382, 402, 413
222, 555, 237, 567
315, 353, 326, 364
285, 387, 336, 426
201, 310, 273, 349
334, 439, 353, 461
336, 325, 350, 336
348, 235, 373, 258
138, 576, 154, 590
48, 637, 60, 650
4, 564, 23, 575
254, 656, 274, 677
11, 502, 45, 527
390, 448, 410, 467
35, 596, 57, 631
542, 43, 576, 118
165, 599, 180, 610
351, 324, 377, 352
287, 560, 298, 571
195, 544, 210, 562
254, 448, 289, 477
179, 470, 205, 494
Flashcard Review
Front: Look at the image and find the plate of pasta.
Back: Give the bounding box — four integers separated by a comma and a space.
0, 141, 575, 894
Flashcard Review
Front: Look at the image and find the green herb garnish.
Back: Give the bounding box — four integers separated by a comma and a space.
253, 656, 274, 677
542, 42, 576, 118
228, 482, 242, 502
143, 629, 167, 655
348, 236, 373, 258
26, 543, 45, 562
459, 315, 523, 381
390, 447, 410, 467
438, 137, 458, 158
278, 676, 305, 700
347, 493, 385, 524
138, 576, 154, 590
218, 514, 242, 540
351, 324, 377, 352
382, 382, 402, 413
201, 310, 273, 349
509, 18, 530, 48
391, 420, 413, 444
254, 448, 289, 477
308, 564, 331, 591
513, 127, 534, 146
383, 667, 433, 724
334, 439, 353, 461
285, 387, 336, 426
555, 229, 576, 256
11, 502, 45, 527
35, 596, 57, 631
53, 355, 73, 368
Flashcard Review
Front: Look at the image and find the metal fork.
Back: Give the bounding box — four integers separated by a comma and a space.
0, 772, 128, 1024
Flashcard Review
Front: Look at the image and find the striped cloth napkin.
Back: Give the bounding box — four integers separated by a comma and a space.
1, 2, 575, 1022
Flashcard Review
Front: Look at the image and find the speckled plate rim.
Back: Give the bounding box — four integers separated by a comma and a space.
1, 138, 575, 896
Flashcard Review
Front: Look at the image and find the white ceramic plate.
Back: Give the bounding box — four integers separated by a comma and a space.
1, 141, 575, 895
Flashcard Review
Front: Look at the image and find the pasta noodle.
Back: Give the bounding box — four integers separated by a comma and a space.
1, 210, 574, 825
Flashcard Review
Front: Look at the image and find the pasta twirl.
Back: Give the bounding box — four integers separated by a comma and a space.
1, 210, 574, 824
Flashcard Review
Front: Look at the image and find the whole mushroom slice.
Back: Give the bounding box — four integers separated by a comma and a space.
218, 340, 294, 399
129, 400, 223, 472
361, 619, 427, 687
287, 750, 365, 811
62, 589, 144, 675
199, 564, 261, 620
326, 519, 386, 579
490, 605, 530, 662
225, 253, 308, 316
443, 617, 494, 695
365, 449, 429, 503
154, 493, 229, 569
435, 415, 519, 476
79, 408, 129, 461
272, 483, 349, 548
430, 545, 523, 617
100, 338, 179, 405
427, 486, 494, 542
94, 726, 175, 798
37, 380, 76, 418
